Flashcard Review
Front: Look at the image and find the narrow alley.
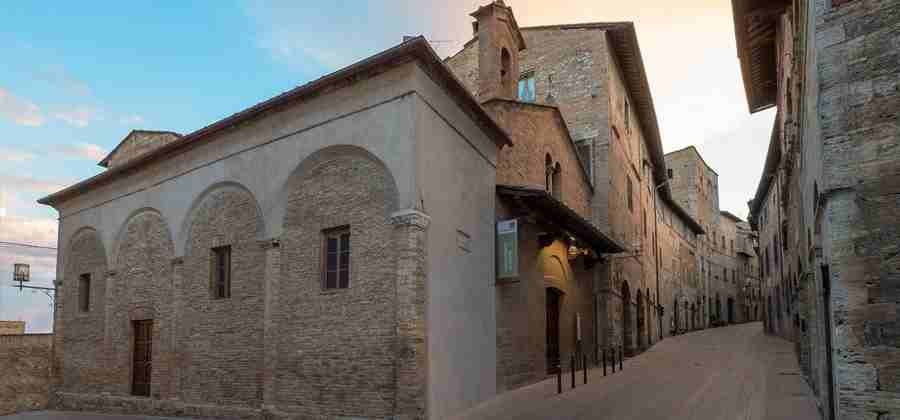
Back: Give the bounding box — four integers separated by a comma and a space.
455, 322, 819, 420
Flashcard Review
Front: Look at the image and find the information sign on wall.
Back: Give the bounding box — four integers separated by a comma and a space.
497, 219, 518, 278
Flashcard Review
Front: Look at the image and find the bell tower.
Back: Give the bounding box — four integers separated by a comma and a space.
471, 1, 526, 101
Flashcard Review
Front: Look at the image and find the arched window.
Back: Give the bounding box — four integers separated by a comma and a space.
551, 162, 562, 200
545, 154, 554, 193
500, 48, 512, 92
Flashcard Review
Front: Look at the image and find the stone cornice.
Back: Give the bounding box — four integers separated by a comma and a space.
389, 209, 431, 229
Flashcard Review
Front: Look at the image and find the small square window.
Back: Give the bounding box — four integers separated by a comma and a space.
323, 227, 351, 289
78, 273, 91, 312
211, 245, 231, 299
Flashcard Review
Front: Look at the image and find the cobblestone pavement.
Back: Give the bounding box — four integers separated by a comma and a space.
454, 322, 821, 420
0, 412, 198, 420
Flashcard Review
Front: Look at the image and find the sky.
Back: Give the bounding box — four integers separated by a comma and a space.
0, 0, 774, 332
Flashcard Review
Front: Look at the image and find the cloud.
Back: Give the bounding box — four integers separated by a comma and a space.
0, 215, 58, 249
52, 105, 100, 127
245, 0, 452, 70
0, 148, 35, 162
0, 88, 44, 127
34, 64, 91, 97
119, 114, 145, 125
59, 142, 107, 161
0, 175, 70, 195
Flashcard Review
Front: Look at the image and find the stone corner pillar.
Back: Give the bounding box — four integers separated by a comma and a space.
168, 259, 183, 400
259, 238, 282, 411
49, 277, 65, 406
389, 209, 431, 419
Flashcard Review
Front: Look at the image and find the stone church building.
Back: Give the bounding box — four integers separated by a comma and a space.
40, 2, 713, 419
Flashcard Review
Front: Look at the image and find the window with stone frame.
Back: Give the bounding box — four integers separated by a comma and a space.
323, 227, 351, 289
211, 245, 231, 299
517, 71, 536, 102
78, 273, 91, 312
545, 154, 554, 193
551, 162, 562, 200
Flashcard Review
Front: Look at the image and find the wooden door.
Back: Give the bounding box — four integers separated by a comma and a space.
546, 288, 560, 373
132, 320, 153, 397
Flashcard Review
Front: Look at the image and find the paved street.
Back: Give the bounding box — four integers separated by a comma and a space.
3, 323, 819, 420
454, 322, 820, 420
0, 413, 194, 420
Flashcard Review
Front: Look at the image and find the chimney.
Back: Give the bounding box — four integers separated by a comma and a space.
470, 1, 526, 101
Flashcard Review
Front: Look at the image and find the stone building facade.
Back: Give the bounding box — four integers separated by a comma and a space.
664, 147, 759, 328
446, 2, 706, 365
39, 2, 761, 418
733, 0, 900, 418
40, 38, 510, 419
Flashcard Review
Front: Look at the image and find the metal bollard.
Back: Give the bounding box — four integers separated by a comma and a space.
602, 348, 607, 376
557, 363, 562, 394
619, 347, 624, 371
583, 353, 588, 384
571, 353, 576, 389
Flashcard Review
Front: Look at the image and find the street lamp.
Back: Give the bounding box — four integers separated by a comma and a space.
13, 263, 29, 283
11, 263, 54, 295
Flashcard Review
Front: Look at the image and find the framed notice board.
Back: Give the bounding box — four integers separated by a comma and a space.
497, 219, 518, 278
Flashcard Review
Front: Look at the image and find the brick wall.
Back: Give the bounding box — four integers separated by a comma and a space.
485, 100, 592, 219
813, 0, 900, 417
0, 321, 25, 335
0, 334, 52, 415
180, 185, 265, 406
60, 228, 113, 394
275, 147, 399, 418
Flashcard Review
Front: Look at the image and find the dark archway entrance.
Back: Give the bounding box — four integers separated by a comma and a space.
622, 282, 633, 356
132, 319, 153, 397
673, 297, 679, 334
636, 290, 646, 350
715, 294, 722, 324
546, 287, 562, 373
727, 297, 735, 324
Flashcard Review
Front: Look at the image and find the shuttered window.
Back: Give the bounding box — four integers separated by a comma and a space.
211, 245, 231, 299
323, 227, 351, 289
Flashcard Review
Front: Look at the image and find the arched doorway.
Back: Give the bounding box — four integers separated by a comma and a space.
636, 290, 646, 350
715, 294, 722, 324
673, 297, 679, 334
727, 297, 735, 324
546, 287, 562, 373
647, 289, 653, 346
690, 303, 696, 330
622, 282, 633, 356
